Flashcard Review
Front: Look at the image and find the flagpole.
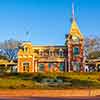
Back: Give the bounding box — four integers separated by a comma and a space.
25, 31, 30, 42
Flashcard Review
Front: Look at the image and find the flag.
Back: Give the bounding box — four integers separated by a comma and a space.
26, 32, 29, 36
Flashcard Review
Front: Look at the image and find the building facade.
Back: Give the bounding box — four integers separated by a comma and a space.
17, 19, 84, 72
18, 43, 66, 72
17, 2, 84, 73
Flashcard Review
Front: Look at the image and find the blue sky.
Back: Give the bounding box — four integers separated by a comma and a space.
0, 0, 100, 45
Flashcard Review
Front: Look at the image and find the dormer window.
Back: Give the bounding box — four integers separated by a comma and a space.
49, 51, 53, 56
39, 51, 43, 56
59, 50, 63, 57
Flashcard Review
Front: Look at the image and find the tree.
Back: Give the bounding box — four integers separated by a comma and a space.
0, 39, 21, 49
84, 36, 100, 59
88, 51, 100, 59
3, 48, 19, 61
0, 39, 22, 62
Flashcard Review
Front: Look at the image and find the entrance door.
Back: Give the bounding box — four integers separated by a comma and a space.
73, 62, 80, 72
23, 62, 29, 72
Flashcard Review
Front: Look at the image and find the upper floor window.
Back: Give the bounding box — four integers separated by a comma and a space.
49, 51, 53, 56
34, 49, 39, 54
44, 49, 49, 56
59, 51, 63, 57
24, 47, 28, 52
73, 47, 79, 56
59, 48, 64, 57
39, 51, 43, 56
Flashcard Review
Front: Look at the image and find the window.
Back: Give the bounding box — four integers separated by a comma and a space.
23, 62, 29, 72
49, 51, 53, 56
39, 51, 43, 56
56, 50, 59, 56
39, 64, 44, 72
73, 47, 79, 56
48, 63, 55, 71
59, 63, 64, 71
59, 51, 63, 57
24, 47, 28, 52
48, 63, 51, 69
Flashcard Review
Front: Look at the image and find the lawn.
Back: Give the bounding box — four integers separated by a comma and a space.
0, 72, 100, 89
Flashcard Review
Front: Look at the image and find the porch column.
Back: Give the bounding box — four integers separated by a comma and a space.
34, 60, 38, 72
68, 43, 71, 72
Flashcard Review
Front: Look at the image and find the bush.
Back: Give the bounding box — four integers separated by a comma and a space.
0, 72, 100, 89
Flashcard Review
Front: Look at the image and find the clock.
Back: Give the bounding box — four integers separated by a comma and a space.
72, 36, 79, 42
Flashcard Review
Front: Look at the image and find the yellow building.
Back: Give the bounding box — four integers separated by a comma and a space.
18, 42, 65, 72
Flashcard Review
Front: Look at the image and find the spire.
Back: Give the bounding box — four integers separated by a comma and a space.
71, 0, 76, 21
68, 0, 84, 40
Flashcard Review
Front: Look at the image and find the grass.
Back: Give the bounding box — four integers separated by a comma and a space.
0, 72, 100, 89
